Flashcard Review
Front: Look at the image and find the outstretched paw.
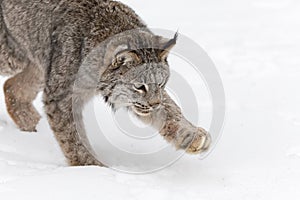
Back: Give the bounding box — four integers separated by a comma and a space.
176, 127, 211, 154
186, 128, 211, 154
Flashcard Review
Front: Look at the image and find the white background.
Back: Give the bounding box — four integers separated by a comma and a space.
1, 0, 300, 199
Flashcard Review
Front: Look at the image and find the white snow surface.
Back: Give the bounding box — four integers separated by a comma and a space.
1, 0, 300, 199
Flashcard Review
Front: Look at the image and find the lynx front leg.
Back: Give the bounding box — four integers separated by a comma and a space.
151, 91, 211, 154
43, 85, 104, 166
4, 66, 43, 132
43, 32, 104, 166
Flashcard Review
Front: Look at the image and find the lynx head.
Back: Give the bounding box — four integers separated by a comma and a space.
100, 32, 178, 117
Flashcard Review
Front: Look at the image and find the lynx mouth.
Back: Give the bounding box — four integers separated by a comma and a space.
132, 106, 151, 116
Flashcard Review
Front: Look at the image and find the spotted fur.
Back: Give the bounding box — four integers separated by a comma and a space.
0, 0, 211, 166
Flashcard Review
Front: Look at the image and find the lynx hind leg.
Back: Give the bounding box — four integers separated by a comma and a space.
4, 65, 43, 132
0, 16, 27, 76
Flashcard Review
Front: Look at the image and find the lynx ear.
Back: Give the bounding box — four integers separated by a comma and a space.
111, 50, 140, 70
159, 32, 178, 61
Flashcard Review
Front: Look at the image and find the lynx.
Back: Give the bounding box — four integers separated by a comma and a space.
0, 0, 211, 166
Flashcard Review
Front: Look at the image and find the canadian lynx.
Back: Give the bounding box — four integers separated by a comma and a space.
0, 0, 211, 166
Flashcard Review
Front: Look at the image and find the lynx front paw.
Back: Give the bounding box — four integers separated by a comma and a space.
186, 128, 211, 154
176, 127, 211, 154
67, 151, 105, 167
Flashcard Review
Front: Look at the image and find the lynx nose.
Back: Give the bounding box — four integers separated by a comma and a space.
148, 98, 161, 109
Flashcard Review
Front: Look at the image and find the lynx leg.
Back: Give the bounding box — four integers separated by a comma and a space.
142, 90, 212, 154
43, 89, 104, 166
4, 65, 43, 132
42, 31, 104, 166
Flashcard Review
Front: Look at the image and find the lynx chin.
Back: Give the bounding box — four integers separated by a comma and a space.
0, 0, 211, 166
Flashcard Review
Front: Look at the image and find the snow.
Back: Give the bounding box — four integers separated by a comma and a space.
1, 0, 300, 199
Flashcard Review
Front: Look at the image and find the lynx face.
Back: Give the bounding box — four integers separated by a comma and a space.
100, 33, 177, 117
110, 61, 170, 116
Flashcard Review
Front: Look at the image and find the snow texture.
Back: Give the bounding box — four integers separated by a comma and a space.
1, 0, 300, 199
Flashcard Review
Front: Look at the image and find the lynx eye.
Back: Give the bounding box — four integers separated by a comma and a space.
133, 83, 148, 93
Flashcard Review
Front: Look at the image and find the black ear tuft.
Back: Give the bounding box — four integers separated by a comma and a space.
159, 32, 178, 61
163, 32, 178, 50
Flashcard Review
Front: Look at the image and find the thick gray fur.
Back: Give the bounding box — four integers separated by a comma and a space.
0, 0, 211, 166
